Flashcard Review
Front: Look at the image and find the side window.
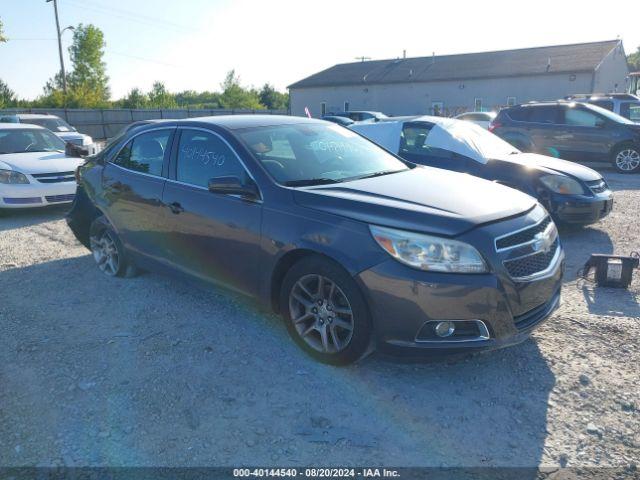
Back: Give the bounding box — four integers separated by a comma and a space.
400, 123, 437, 155
176, 129, 246, 188
507, 108, 529, 121
528, 106, 559, 124
591, 100, 614, 111
112, 130, 170, 176
564, 107, 599, 127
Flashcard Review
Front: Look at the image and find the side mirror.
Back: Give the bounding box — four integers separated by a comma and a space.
208, 175, 260, 200
65, 142, 89, 158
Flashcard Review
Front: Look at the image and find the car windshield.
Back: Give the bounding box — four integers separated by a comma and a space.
0, 128, 66, 154
25, 117, 75, 132
237, 123, 409, 186
432, 120, 520, 160
581, 103, 635, 125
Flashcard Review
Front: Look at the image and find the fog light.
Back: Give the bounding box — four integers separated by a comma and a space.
435, 321, 455, 338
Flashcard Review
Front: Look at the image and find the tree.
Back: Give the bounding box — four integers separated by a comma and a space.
0, 79, 16, 108
628, 45, 640, 72
39, 24, 110, 107
118, 88, 148, 108
147, 81, 177, 108
0, 18, 7, 43
68, 24, 110, 101
219, 70, 263, 110
259, 83, 289, 110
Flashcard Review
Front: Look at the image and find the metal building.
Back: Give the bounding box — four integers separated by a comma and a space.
288, 40, 630, 117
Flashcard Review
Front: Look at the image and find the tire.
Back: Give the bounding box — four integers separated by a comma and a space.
89, 217, 137, 278
612, 144, 640, 173
279, 256, 373, 365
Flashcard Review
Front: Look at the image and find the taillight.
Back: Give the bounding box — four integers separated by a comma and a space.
488, 121, 501, 133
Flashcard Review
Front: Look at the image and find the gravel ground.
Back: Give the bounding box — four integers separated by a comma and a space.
0, 171, 638, 470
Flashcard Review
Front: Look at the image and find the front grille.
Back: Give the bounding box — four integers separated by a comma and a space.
496, 216, 552, 250
45, 194, 75, 203
67, 138, 84, 146
503, 238, 559, 279
586, 179, 608, 194
31, 171, 75, 183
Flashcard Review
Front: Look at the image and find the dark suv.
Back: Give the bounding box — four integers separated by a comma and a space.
491, 101, 640, 173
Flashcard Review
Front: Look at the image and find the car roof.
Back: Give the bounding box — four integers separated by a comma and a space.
0, 122, 46, 130
134, 114, 324, 131
15, 113, 61, 119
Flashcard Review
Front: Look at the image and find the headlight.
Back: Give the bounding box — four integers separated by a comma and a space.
0, 169, 29, 184
370, 225, 488, 273
82, 136, 93, 146
540, 175, 584, 194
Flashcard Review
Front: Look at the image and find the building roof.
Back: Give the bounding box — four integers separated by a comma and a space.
289, 40, 621, 89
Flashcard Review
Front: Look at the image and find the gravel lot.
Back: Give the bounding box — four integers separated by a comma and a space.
0, 171, 638, 470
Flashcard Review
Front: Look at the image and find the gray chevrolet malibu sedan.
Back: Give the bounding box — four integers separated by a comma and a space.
67, 115, 564, 364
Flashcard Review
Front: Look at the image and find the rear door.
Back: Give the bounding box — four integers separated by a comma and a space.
161, 127, 263, 295
524, 105, 565, 157
101, 128, 175, 260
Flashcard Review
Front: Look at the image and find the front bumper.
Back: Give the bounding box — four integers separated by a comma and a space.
357, 237, 564, 357
550, 192, 613, 225
0, 181, 76, 209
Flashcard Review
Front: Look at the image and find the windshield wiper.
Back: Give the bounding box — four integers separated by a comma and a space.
284, 178, 342, 187
347, 169, 406, 181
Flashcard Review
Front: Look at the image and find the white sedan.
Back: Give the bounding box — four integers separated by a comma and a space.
454, 111, 497, 129
0, 123, 84, 211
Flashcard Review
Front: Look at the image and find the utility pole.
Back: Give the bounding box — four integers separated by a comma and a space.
47, 0, 67, 94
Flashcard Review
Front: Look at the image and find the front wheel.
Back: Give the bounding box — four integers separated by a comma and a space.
280, 256, 373, 365
612, 145, 640, 173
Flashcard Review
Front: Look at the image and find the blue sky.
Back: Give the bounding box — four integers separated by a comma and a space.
1, 0, 639, 100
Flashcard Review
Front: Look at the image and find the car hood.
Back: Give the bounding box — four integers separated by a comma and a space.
56, 131, 89, 142
292, 166, 537, 237
494, 152, 602, 181
0, 151, 84, 174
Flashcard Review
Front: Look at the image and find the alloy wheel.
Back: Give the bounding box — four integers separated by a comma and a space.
289, 274, 354, 354
90, 231, 120, 276
615, 149, 640, 172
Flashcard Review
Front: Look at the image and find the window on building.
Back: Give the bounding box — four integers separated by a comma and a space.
474, 98, 482, 112
321, 102, 326, 116
176, 129, 246, 188
112, 129, 171, 176
344, 101, 350, 112
507, 96, 516, 107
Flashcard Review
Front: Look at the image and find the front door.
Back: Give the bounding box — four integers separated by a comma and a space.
161, 128, 263, 296
101, 128, 174, 260
559, 105, 615, 161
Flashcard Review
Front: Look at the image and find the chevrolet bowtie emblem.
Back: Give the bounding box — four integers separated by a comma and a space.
532, 224, 556, 254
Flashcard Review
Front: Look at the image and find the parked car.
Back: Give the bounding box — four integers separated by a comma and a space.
332, 111, 388, 122
0, 113, 99, 155
351, 117, 613, 226
67, 115, 563, 364
490, 101, 640, 173
455, 111, 497, 129
321, 115, 355, 126
564, 93, 640, 123
0, 123, 85, 211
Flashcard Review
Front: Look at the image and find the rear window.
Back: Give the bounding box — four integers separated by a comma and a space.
590, 100, 614, 111
506, 108, 529, 121
527, 106, 559, 124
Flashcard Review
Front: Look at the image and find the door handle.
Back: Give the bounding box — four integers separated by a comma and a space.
168, 202, 184, 214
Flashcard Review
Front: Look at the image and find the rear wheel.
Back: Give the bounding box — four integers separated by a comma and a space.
89, 218, 137, 277
280, 256, 372, 365
612, 144, 640, 173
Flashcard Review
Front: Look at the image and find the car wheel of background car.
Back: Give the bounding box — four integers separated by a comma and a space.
612, 144, 640, 173
280, 256, 372, 365
89, 217, 137, 278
